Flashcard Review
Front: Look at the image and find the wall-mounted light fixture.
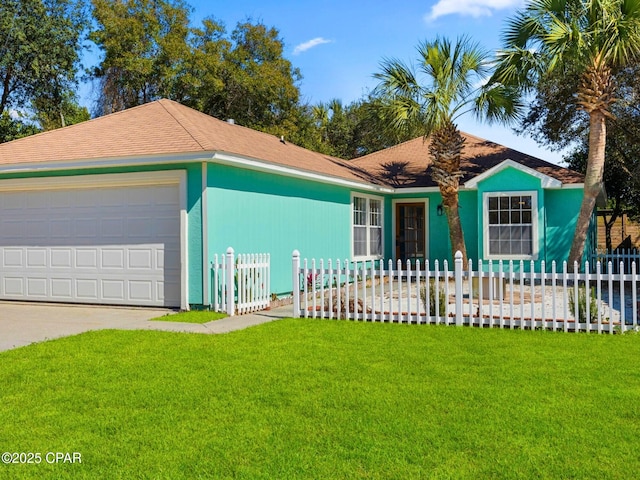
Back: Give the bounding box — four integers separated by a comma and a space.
437, 203, 444, 216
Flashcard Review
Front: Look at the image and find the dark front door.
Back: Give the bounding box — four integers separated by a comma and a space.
396, 203, 426, 263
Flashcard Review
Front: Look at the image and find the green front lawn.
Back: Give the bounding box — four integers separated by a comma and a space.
150, 309, 227, 323
1, 320, 639, 479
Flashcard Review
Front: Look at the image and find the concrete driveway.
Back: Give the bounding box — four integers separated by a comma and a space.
0, 301, 293, 352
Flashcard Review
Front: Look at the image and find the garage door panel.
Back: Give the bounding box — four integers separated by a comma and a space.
102, 280, 125, 301
0, 183, 181, 307
51, 248, 73, 268
27, 249, 47, 268
51, 278, 73, 298
76, 279, 99, 300
27, 278, 47, 296
102, 249, 125, 269
129, 280, 153, 301
4, 248, 23, 267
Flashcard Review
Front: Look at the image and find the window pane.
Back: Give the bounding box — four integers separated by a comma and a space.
370, 199, 382, 226
353, 197, 366, 226
511, 226, 522, 241
370, 227, 382, 255
354, 226, 367, 256
486, 194, 535, 257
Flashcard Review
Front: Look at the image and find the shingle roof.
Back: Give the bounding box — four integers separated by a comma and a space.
351, 133, 584, 187
0, 99, 582, 188
0, 99, 379, 185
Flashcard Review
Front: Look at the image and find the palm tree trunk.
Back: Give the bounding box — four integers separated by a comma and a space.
568, 111, 607, 268
441, 188, 467, 265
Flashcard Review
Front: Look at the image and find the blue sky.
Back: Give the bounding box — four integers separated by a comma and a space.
87, 0, 571, 164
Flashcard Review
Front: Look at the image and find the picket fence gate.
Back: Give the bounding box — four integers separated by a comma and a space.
211, 247, 270, 315
292, 250, 640, 334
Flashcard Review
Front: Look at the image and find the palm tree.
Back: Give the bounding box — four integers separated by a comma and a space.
492, 0, 640, 267
374, 36, 521, 263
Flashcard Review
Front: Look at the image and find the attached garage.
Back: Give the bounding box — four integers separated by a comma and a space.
0, 172, 187, 308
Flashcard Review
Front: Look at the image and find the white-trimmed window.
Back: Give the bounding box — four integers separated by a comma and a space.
353, 194, 383, 259
483, 191, 538, 260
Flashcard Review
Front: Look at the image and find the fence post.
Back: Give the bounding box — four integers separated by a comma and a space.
455, 251, 463, 326
292, 250, 301, 318
226, 247, 235, 316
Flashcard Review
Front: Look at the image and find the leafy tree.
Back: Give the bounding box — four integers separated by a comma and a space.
32, 92, 90, 130
374, 36, 521, 263
194, 20, 302, 132
0, 0, 87, 135
89, 0, 192, 114
492, 0, 640, 266
0, 112, 40, 143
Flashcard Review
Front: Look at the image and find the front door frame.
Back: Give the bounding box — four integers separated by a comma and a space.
392, 198, 429, 263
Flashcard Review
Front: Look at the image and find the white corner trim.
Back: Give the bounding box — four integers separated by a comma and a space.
178, 172, 189, 311
464, 159, 562, 189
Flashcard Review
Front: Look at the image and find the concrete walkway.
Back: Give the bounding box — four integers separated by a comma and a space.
0, 302, 294, 352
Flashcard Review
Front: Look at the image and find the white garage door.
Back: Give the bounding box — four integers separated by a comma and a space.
0, 182, 181, 307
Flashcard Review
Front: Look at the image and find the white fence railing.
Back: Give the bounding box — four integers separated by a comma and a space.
292, 250, 640, 334
590, 248, 640, 274
212, 247, 270, 315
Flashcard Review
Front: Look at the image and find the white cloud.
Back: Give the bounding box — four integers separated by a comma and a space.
426, 0, 521, 20
293, 37, 332, 55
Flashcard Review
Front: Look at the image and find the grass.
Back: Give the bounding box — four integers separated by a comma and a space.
1, 320, 639, 479
150, 309, 227, 323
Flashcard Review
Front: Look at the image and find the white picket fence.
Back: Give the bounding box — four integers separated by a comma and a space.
212, 247, 270, 315
590, 248, 640, 274
291, 250, 640, 334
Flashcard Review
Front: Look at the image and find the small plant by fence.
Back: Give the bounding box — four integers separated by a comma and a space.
212, 247, 270, 315
292, 250, 640, 334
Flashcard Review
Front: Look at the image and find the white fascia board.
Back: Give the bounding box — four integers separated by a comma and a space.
211, 151, 395, 193
463, 159, 563, 189
0, 152, 211, 174
0, 150, 396, 194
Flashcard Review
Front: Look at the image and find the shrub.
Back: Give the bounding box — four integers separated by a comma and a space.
420, 280, 447, 317
569, 286, 599, 323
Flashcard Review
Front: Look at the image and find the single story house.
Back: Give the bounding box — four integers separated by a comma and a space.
0, 99, 591, 309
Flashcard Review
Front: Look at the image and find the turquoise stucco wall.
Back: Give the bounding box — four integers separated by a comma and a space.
389, 190, 478, 264
544, 188, 583, 265
474, 166, 585, 271
206, 164, 355, 297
